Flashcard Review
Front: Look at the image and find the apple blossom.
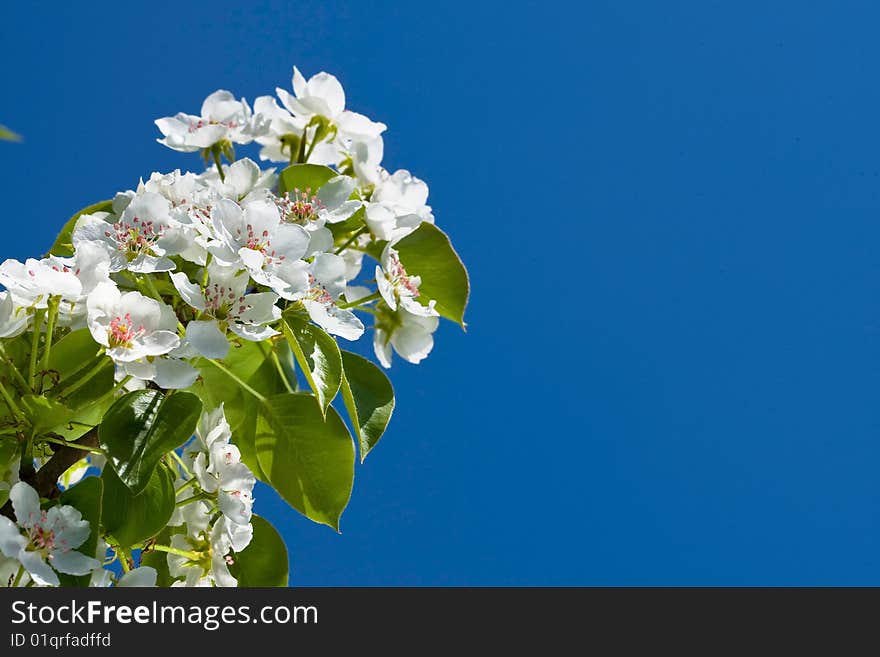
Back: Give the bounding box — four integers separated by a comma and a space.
155, 90, 266, 153
374, 306, 440, 368
0, 482, 100, 586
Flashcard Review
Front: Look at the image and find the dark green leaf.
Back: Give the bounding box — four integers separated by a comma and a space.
281, 318, 341, 415
278, 163, 337, 195
256, 393, 354, 531
393, 222, 470, 327
99, 390, 202, 494
49, 200, 113, 257
228, 515, 289, 587
58, 476, 103, 586
340, 351, 395, 462
102, 464, 175, 548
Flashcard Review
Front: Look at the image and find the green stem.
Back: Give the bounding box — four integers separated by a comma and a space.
201, 253, 212, 288
12, 565, 25, 587
117, 547, 131, 573
28, 309, 46, 391
258, 342, 294, 394
0, 342, 30, 393
169, 449, 192, 478
0, 379, 24, 421
205, 358, 266, 403
60, 356, 108, 398
150, 544, 202, 561
296, 129, 308, 164
212, 147, 225, 182
40, 435, 104, 455
338, 291, 382, 309
39, 296, 60, 387
334, 226, 368, 255
175, 477, 197, 494
176, 491, 212, 508
140, 275, 164, 303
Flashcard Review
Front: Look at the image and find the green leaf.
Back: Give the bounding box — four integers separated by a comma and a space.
278, 163, 337, 195
20, 395, 73, 436
102, 464, 175, 548
393, 222, 470, 327
256, 393, 355, 530
228, 515, 289, 586
0, 125, 21, 142
46, 329, 105, 381
340, 351, 395, 462
99, 390, 202, 494
281, 318, 342, 415
49, 200, 113, 257
58, 476, 103, 586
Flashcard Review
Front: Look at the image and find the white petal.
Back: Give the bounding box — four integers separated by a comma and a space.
153, 358, 199, 389
306, 71, 346, 117
19, 550, 59, 586
10, 482, 40, 529
49, 549, 100, 576
0, 517, 26, 558
171, 273, 207, 310
316, 175, 357, 211
139, 330, 181, 357
186, 320, 229, 359
117, 566, 157, 587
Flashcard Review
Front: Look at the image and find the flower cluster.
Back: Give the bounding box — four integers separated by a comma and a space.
1, 66, 442, 384
0, 65, 466, 587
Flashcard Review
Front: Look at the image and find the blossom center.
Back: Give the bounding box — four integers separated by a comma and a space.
28, 512, 56, 552
204, 283, 249, 320
188, 119, 239, 133
306, 274, 334, 305
276, 189, 325, 225
387, 251, 420, 298
106, 216, 165, 261
235, 224, 285, 264
108, 313, 145, 348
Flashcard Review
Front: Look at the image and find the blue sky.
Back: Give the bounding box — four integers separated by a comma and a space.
2, 1, 879, 585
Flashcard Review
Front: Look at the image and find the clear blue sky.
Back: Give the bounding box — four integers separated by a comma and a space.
2, 1, 879, 585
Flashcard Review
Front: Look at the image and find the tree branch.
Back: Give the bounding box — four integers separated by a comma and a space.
0, 427, 99, 519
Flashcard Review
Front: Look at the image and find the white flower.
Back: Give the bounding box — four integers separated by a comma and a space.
0, 482, 100, 586
73, 192, 185, 273
373, 307, 440, 368
376, 245, 437, 317
208, 198, 309, 291
192, 406, 256, 536
0, 292, 28, 338
174, 266, 279, 360
275, 253, 364, 340
167, 519, 239, 587
197, 158, 277, 203
274, 175, 361, 256
350, 136, 384, 186
365, 169, 434, 241
86, 283, 181, 383
0, 258, 81, 308
252, 95, 307, 162
277, 67, 386, 142
0, 242, 112, 327
155, 90, 266, 153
